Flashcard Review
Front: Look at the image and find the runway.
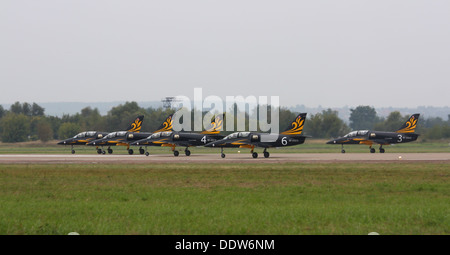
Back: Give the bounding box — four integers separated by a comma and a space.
0, 153, 449, 164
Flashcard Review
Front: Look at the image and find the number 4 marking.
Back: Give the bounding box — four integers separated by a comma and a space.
201, 136, 207, 144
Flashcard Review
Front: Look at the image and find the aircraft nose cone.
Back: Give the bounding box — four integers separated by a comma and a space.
57, 140, 66, 145
326, 140, 336, 144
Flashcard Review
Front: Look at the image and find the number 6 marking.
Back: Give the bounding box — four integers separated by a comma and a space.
281, 137, 288, 146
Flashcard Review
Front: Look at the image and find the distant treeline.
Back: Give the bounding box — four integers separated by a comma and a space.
0, 102, 449, 143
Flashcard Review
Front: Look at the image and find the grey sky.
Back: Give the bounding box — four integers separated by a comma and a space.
1, 0, 449, 108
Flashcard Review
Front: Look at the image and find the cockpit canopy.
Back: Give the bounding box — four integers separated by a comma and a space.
161, 131, 172, 137
150, 131, 172, 139
105, 131, 127, 139
344, 130, 369, 138
86, 131, 97, 137
74, 131, 100, 138
224, 132, 250, 140
73, 132, 86, 138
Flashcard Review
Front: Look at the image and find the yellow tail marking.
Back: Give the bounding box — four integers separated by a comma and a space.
128, 118, 143, 133
396, 115, 418, 133
281, 116, 305, 135
154, 116, 173, 133
201, 116, 223, 134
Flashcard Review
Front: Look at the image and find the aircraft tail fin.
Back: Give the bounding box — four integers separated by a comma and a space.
280, 113, 307, 135
396, 113, 420, 133
153, 114, 173, 133
126, 115, 144, 133
201, 114, 224, 134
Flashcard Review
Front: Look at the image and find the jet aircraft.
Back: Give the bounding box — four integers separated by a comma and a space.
205, 113, 308, 158
57, 131, 109, 154
326, 113, 420, 153
131, 115, 224, 156
87, 114, 173, 155
56, 115, 144, 154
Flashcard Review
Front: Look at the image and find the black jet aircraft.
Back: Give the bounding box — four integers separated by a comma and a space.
57, 131, 109, 154
56, 115, 144, 154
87, 114, 173, 155
326, 113, 420, 153
131, 114, 224, 156
205, 113, 308, 158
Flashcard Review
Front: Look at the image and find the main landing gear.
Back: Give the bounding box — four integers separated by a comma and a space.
93, 146, 147, 155
172, 147, 191, 157
96, 146, 113, 155
128, 146, 146, 155
219, 148, 270, 159
340, 145, 386, 153
370, 145, 385, 153
251, 148, 270, 158
96, 147, 106, 154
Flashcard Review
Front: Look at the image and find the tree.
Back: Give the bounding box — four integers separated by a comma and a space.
0, 105, 5, 119
58, 122, 81, 139
31, 103, 45, 116
349, 106, 379, 130
304, 109, 350, 138
37, 120, 53, 142
10, 102, 22, 114
0, 114, 31, 142
106, 102, 145, 131
374, 111, 405, 131
22, 102, 32, 116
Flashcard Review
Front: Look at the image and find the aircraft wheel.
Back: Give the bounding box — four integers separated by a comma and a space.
174, 151, 179, 157
128, 149, 134, 155
139, 148, 145, 154
380, 148, 385, 153
264, 151, 270, 158
71, 150, 75, 154
145, 152, 149, 156
370, 148, 376, 153
341, 149, 345, 154
252, 152, 258, 158
221, 153, 226, 158
107, 148, 113, 154
185, 150, 191, 156
102, 150, 106, 155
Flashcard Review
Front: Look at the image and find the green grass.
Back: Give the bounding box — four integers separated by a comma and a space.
1, 139, 449, 154
0, 163, 449, 234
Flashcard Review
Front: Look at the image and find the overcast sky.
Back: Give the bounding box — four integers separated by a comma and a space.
1, 0, 449, 108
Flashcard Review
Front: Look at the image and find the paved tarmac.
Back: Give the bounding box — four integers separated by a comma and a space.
0, 153, 449, 164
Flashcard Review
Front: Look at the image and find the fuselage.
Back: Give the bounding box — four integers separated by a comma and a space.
327, 130, 419, 145
57, 131, 109, 146
132, 131, 224, 147
87, 131, 151, 146
205, 131, 307, 148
